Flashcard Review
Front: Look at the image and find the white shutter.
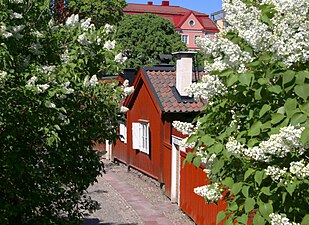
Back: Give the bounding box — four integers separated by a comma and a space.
119, 123, 127, 143
132, 122, 140, 149
145, 123, 150, 154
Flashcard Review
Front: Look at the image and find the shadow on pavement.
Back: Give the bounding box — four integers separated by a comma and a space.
84, 218, 138, 225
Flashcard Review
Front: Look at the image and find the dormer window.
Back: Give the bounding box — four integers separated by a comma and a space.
189, 20, 195, 27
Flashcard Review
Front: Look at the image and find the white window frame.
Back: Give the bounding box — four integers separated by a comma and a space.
119, 122, 127, 143
181, 34, 189, 44
194, 35, 201, 45
132, 121, 150, 154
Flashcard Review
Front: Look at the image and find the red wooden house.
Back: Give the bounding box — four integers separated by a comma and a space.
112, 52, 226, 225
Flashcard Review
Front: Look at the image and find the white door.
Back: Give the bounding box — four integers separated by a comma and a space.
171, 136, 184, 205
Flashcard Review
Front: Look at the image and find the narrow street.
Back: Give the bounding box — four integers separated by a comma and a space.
83, 159, 195, 225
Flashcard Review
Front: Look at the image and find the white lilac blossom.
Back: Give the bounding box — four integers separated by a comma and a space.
186, 74, 227, 102
0, 71, 7, 82
30, 43, 43, 55
269, 213, 300, 225
197, 150, 217, 174
123, 79, 129, 87
197, 0, 309, 72
103, 40, 116, 51
172, 121, 195, 135
37, 84, 50, 93
26, 76, 37, 87
289, 160, 309, 179
62, 81, 74, 95
225, 126, 306, 162
42, 65, 55, 74
114, 53, 127, 64
80, 18, 92, 30
2, 31, 13, 38
58, 113, 70, 125
10, 12, 23, 19
194, 183, 223, 203
77, 33, 89, 46
65, 14, 79, 27
119, 106, 129, 113
104, 24, 113, 34
89, 75, 98, 86
123, 86, 134, 96
46, 102, 56, 109
12, 25, 25, 33
265, 166, 288, 183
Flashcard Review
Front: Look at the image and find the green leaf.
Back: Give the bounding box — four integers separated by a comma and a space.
301, 214, 309, 225
244, 168, 255, 181
253, 213, 266, 225
201, 135, 215, 147
258, 78, 269, 85
248, 121, 263, 136
282, 70, 295, 85
271, 113, 285, 124
254, 170, 265, 186
230, 182, 242, 195
259, 202, 273, 220
300, 102, 309, 116
217, 210, 226, 224
237, 214, 249, 224
222, 177, 234, 187
245, 198, 255, 213
239, 72, 254, 86
186, 152, 194, 163
294, 84, 309, 100
227, 74, 238, 87
284, 98, 298, 117
301, 128, 309, 144
255, 87, 262, 100
212, 143, 223, 154
259, 104, 271, 118
193, 156, 201, 168
261, 186, 272, 196
268, 85, 281, 94
228, 201, 238, 211
290, 113, 307, 125
286, 183, 296, 196
242, 186, 250, 198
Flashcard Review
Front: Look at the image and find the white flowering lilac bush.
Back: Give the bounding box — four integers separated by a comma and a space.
0, 1, 130, 224
179, 0, 309, 225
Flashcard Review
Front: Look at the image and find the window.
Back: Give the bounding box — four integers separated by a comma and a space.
189, 20, 195, 27
119, 122, 127, 143
132, 121, 150, 154
194, 35, 201, 45
181, 35, 188, 44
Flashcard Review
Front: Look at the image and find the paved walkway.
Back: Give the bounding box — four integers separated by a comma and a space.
84, 160, 195, 225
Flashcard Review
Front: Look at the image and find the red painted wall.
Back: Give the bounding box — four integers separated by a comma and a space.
126, 79, 163, 180
112, 139, 128, 164
180, 152, 227, 225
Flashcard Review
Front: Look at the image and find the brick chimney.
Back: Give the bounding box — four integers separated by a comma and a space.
147, 1, 153, 5
161, 1, 169, 6
172, 51, 196, 96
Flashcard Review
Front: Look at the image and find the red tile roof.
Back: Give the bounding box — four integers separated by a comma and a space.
124, 3, 218, 31
144, 68, 205, 113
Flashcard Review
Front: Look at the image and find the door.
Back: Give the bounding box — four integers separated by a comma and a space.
171, 136, 184, 205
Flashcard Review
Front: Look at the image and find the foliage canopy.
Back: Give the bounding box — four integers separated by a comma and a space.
115, 13, 187, 69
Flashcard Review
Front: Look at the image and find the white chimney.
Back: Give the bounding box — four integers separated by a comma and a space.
172, 51, 196, 96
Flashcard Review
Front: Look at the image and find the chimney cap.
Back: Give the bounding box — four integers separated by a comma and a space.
147, 1, 153, 5
172, 51, 197, 59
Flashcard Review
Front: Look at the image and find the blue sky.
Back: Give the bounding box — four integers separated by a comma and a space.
126, 0, 222, 15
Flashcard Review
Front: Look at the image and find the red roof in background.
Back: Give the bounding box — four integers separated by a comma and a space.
124, 2, 219, 32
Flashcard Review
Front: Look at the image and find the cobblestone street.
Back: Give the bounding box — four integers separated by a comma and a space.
83, 159, 195, 225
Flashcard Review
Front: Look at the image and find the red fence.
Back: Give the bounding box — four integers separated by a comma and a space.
180, 152, 227, 225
